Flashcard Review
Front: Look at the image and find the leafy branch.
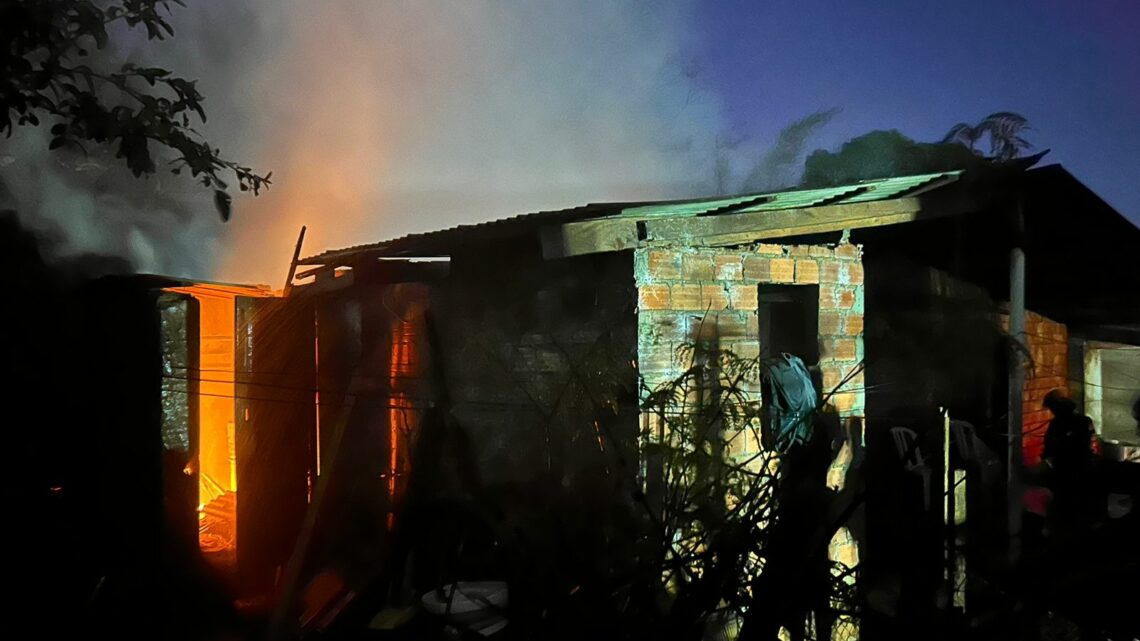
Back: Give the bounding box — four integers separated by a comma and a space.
639, 343, 863, 639
1, 0, 270, 206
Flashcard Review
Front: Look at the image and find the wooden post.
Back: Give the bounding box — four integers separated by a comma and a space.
268, 370, 360, 639
1007, 246, 1026, 562
943, 410, 951, 528
943, 409, 964, 613
943, 409, 953, 590
283, 225, 307, 296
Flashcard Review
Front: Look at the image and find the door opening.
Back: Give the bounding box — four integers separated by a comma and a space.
757, 284, 820, 365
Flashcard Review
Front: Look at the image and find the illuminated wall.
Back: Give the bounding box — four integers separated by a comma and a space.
1001, 311, 1068, 465
634, 242, 867, 429
196, 294, 238, 505
1083, 342, 1140, 443
634, 242, 866, 641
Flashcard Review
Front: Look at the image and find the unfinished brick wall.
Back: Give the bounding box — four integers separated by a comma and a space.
634, 242, 866, 455
636, 243, 867, 617
1019, 311, 1069, 464
997, 310, 1068, 464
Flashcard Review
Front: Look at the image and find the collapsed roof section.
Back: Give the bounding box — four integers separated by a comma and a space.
293, 164, 1140, 333
297, 170, 963, 268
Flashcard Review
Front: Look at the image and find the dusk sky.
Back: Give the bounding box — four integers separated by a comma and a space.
6, 1, 1139, 283
692, 0, 1140, 221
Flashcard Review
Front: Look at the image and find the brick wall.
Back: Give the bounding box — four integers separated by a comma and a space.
636, 242, 866, 610
634, 242, 866, 456
1016, 311, 1069, 464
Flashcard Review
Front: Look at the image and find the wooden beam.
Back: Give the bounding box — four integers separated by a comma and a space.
540, 187, 981, 258
643, 197, 925, 244
268, 373, 360, 639
295, 263, 334, 281
540, 217, 641, 259
282, 225, 307, 296
287, 269, 356, 298
678, 211, 921, 248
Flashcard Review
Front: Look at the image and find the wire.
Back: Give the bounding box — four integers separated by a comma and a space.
161, 364, 1140, 416
160, 385, 551, 412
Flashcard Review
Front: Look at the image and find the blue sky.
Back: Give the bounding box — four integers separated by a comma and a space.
689, 0, 1140, 220
9, 0, 1137, 282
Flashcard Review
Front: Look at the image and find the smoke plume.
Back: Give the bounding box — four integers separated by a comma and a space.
739, 108, 841, 193
1, 1, 725, 285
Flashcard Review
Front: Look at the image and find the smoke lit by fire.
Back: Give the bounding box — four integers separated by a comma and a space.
1, 2, 727, 285
218, 1, 726, 284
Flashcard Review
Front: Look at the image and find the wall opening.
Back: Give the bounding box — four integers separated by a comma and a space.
757, 284, 820, 364
1084, 342, 1140, 444
164, 283, 275, 572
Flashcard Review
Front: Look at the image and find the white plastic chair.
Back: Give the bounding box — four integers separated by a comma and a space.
951, 420, 1000, 489
891, 426, 932, 511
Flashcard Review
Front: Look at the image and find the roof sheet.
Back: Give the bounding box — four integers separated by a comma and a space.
299, 170, 962, 264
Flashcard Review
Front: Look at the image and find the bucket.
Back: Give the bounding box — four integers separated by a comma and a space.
421, 581, 508, 636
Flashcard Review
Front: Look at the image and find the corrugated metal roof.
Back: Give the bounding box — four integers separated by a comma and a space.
299, 170, 961, 264
299, 201, 636, 265
619, 171, 959, 218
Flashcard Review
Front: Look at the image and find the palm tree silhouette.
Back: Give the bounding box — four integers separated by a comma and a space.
942, 122, 986, 153
942, 112, 1033, 161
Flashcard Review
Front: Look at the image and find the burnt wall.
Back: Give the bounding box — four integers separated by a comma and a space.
308, 243, 639, 531
307, 276, 433, 582
304, 245, 640, 612
863, 255, 1006, 429
431, 241, 640, 489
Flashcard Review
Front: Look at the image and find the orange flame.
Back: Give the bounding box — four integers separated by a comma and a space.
216, 8, 396, 285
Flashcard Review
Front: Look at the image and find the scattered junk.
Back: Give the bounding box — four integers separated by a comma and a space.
418, 582, 509, 637
299, 571, 356, 631
366, 606, 416, 633
1101, 439, 1140, 464
79, 161, 1140, 639
1106, 492, 1133, 519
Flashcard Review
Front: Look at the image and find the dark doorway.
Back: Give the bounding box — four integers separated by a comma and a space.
757, 284, 820, 364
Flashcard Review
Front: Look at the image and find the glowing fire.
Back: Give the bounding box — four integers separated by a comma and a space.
183, 289, 239, 558
165, 284, 272, 563
386, 316, 417, 529
195, 294, 238, 504
379, 292, 429, 530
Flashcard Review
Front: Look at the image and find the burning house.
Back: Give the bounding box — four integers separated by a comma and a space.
80, 277, 312, 594
84, 162, 1140, 635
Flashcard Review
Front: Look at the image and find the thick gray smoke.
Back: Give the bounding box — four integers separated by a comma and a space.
1, 1, 726, 284
0, 1, 269, 278
0, 127, 222, 276
739, 108, 841, 193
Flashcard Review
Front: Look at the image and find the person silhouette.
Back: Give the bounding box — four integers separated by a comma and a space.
1042, 390, 1094, 471
1041, 389, 1098, 534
